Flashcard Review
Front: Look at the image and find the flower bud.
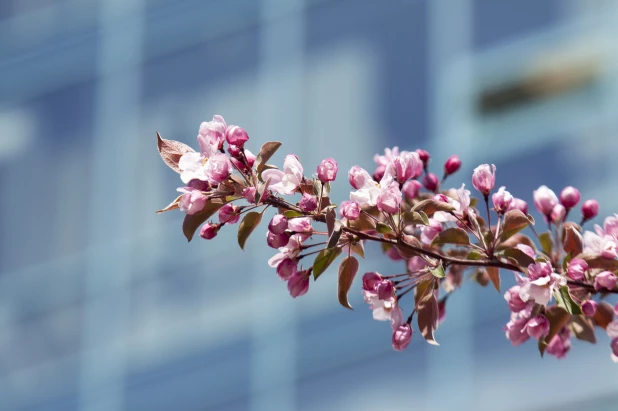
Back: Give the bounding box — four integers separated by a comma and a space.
299, 193, 318, 212
392, 324, 413, 351
287, 271, 309, 298
581, 199, 599, 221
443, 155, 461, 176
612, 338, 618, 357
348, 166, 373, 189
373, 165, 386, 182
317, 158, 338, 182
402, 180, 422, 200
288, 217, 312, 234
268, 214, 288, 234
362, 272, 382, 291
276, 258, 297, 280
546, 331, 571, 359
385, 246, 404, 261
244, 149, 256, 168
227, 144, 241, 157
177, 187, 208, 215
567, 258, 588, 280
505, 316, 530, 346
422, 172, 439, 192
205, 153, 231, 183
526, 315, 549, 339
218, 203, 240, 224
582, 300, 598, 317
594, 271, 617, 291
377, 185, 402, 213
550, 204, 566, 224
242, 187, 257, 204
615, 302, 618, 317
200, 223, 219, 240
267, 231, 290, 248
376, 280, 394, 300
415, 149, 430, 167
508, 198, 528, 215
533, 185, 558, 216
504, 286, 527, 313
492, 186, 513, 214
340, 201, 360, 220
393, 152, 423, 182
560, 186, 580, 209
225, 125, 249, 147
472, 164, 496, 195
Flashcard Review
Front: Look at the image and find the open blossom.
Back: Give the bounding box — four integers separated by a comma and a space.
268, 234, 303, 268
567, 258, 588, 280
198, 115, 226, 152
492, 186, 513, 214
393, 151, 423, 182
518, 263, 565, 306
288, 271, 309, 298
392, 323, 413, 351
504, 285, 528, 313
374, 147, 400, 169
177, 186, 207, 215
524, 315, 549, 339
317, 158, 338, 182
362, 272, 399, 322
377, 183, 402, 213
546, 328, 571, 359
262, 155, 304, 195
583, 231, 618, 259
594, 271, 617, 291
340, 201, 360, 220
560, 186, 580, 208
533, 185, 558, 216
420, 218, 443, 244
472, 164, 496, 195
601, 214, 618, 239
348, 165, 374, 189
351, 165, 400, 209
505, 313, 531, 347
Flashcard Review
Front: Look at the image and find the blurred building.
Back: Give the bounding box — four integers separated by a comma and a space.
0, 0, 617, 410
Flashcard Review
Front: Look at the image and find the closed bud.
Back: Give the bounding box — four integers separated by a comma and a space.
225, 125, 249, 147
533, 185, 558, 216
244, 149, 256, 168
402, 180, 422, 200
227, 144, 242, 157
362, 272, 382, 291
567, 258, 588, 280
560, 186, 581, 208
392, 324, 413, 351
508, 198, 528, 215
582, 300, 598, 317
393, 152, 423, 182
242, 187, 257, 204
317, 158, 338, 182
492, 186, 513, 214
267, 231, 290, 248
200, 223, 219, 240
340, 201, 360, 221
299, 193, 318, 212
377, 185, 402, 213
550, 204, 566, 224
422, 172, 439, 192
268, 214, 288, 234
288, 217, 312, 234
525, 315, 549, 340
594, 271, 617, 291
472, 164, 496, 195
276, 258, 297, 280
348, 166, 373, 189
287, 271, 309, 298
376, 280, 394, 300
415, 149, 430, 166
218, 203, 240, 224
373, 165, 386, 182
443, 155, 462, 176
581, 199, 599, 221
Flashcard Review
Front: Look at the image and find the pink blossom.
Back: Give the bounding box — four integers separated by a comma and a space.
550, 204, 566, 224
373, 147, 400, 168
492, 186, 513, 214
267, 234, 303, 268
594, 271, 617, 291
582, 300, 598, 317
567, 258, 588, 280
377, 183, 402, 213
198, 115, 226, 155
533, 185, 558, 216
348, 165, 374, 189
516, 244, 535, 259
362, 272, 382, 290
268, 214, 288, 234
200, 223, 219, 240
443, 155, 461, 176
177, 186, 208, 215
392, 324, 413, 351
340, 201, 360, 220
178, 152, 210, 184
393, 152, 423, 181
472, 164, 496, 195
583, 231, 617, 259
244, 149, 256, 168
349, 169, 382, 207
288, 217, 312, 235
287, 271, 309, 298
299, 193, 318, 212
546, 328, 571, 359
560, 186, 580, 209
267, 231, 290, 248
508, 198, 529, 215
276, 258, 297, 280
204, 153, 231, 183
603, 214, 618, 239
242, 187, 257, 204
505, 314, 531, 347
581, 199, 599, 220
362, 272, 399, 322
504, 285, 528, 313
262, 154, 304, 195
420, 219, 443, 244
527, 261, 552, 280
376, 280, 395, 300
373, 165, 386, 182
317, 158, 338, 182
218, 203, 240, 224
386, 246, 404, 261
608, 320, 618, 339
422, 173, 439, 192
524, 315, 549, 339
225, 125, 249, 147
518, 265, 565, 306
615, 303, 618, 317
402, 180, 422, 200
227, 144, 241, 157
408, 256, 428, 272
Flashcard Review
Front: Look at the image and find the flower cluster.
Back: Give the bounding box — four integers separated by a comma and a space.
158, 114, 618, 361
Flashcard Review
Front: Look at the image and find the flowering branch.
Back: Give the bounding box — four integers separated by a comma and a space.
157, 114, 618, 361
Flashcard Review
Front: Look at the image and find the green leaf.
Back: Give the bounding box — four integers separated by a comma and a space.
487, 266, 500, 292
337, 256, 360, 309
376, 222, 394, 235
466, 250, 485, 260
237, 212, 263, 250
499, 209, 532, 241
417, 294, 439, 345
182, 199, 227, 241
570, 315, 596, 344
538, 306, 571, 357
313, 247, 342, 280
499, 248, 535, 268
412, 199, 456, 216
554, 285, 583, 315
430, 265, 445, 278
562, 253, 572, 274
284, 210, 304, 218
431, 227, 470, 246
327, 221, 343, 249
539, 231, 554, 256
255, 141, 282, 174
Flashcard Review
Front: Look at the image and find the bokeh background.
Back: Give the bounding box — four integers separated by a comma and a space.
2, 0, 618, 410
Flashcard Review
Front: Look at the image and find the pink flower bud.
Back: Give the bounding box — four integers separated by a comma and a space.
415, 149, 430, 166
317, 158, 338, 182
581, 199, 599, 221
567, 258, 588, 280
582, 300, 598, 317
299, 193, 318, 212
433, 193, 449, 203
393, 152, 423, 182
244, 149, 256, 168
242, 187, 257, 204
340, 201, 360, 220
560, 186, 580, 208
177, 187, 208, 215
528, 261, 552, 280
385, 246, 404, 261
277, 258, 297, 280
287, 271, 309, 298
348, 166, 373, 189
198, 116, 227, 152
205, 153, 231, 183
526, 315, 549, 339
362, 272, 382, 291
508, 198, 528, 215
594, 271, 617, 291
377, 185, 402, 213
392, 323, 413, 351
422, 172, 439, 192
550, 204, 566, 224
268, 214, 288, 234
612, 338, 618, 357
267, 231, 290, 248
227, 144, 241, 157
408, 256, 428, 272
218, 203, 240, 224
546, 330, 571, 359
373, 165, 386, 182
376, 280, 394, 300
402, 180, 422, 200
225, 125, 249, 147
288, 217, 312, 234
533, 185, 558, 216
492, 186, 513, 214
199, 223, 219, 240
504, 286, 528, 313
615, 302, 618, 317
472, 164, 496, 195
444, 155, 462, 176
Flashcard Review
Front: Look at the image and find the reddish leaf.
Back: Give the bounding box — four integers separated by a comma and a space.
593, 301, 615, 329
538, 306, 570, 357
499, 209, 532, 241
417, 294, 439, 346
237, 212, 263, 250
570, 315, 597, 344
337, 256, 360, 309
255, 141, 282, 174
157, 132, 195, 174
156, 195, 182, 214
413, 199, 456, 216
487, 266, 500, 292
500, 247, 535, 268
562, 224, 583, 256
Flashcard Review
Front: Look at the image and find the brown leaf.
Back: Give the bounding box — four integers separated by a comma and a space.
499, 209, 531, 241
431, 227, 470, 246
337, 256, 359, 309
237, 212, 263, 250
412, 199, 456, 216
562, 225, 583, 256
182, 198, 226, 241
570, 315, 597, 344
579, 253, 618, 271
417, 294, 439, 345
326, 208, 336, 237
487, 266, 500, 292
593, 301, 615, 329
500, 247, 535, 268
156, 195, 182, 214
538, 306, 571, 357
255, 142, 282, 175
157, 132, 195, 174
498, 233, 537, 251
